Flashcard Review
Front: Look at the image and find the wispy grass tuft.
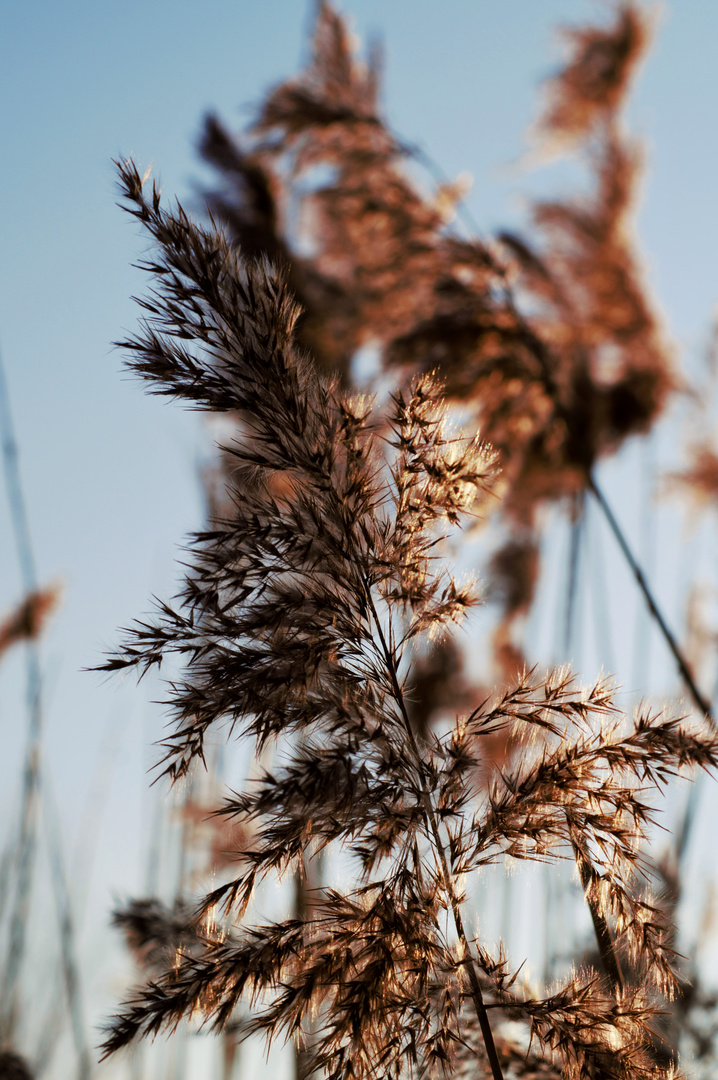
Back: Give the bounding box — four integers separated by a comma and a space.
97, 159, 718, 1080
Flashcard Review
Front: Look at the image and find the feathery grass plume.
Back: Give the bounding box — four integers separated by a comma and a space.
97, 158, 718, 1079
199, 21, 470, 1062
533, 2, 651, 153
198, 2, 675, 708
418, 0, 672, 526
491, 2, 671, 519
198, 0, 673, 518
199, 1, 495, 386
169, 5, 716, 1070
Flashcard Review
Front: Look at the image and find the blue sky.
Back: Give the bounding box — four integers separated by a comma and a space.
2, 0, 718, 1072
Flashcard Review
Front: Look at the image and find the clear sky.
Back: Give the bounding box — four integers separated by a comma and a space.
1, 1, 718, 1074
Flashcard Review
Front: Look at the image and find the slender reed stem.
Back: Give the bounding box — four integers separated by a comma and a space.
0, 348, 44, 1038
498, 285, 710, 730
569, 833, 624, 994
365, 586, 505, 1080
589, 474, 714, 724
564, 494, 584, 659
43, 782, 92, 1080
0, 348, 90, 1072
561, 496, 625, 993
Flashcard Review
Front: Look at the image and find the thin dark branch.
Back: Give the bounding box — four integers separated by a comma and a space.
589, 473, 715, 724
364, 584, 505, 1080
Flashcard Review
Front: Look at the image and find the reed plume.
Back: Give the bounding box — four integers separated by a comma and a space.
197, 2, 677, 702
95, 158, 718, 1080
